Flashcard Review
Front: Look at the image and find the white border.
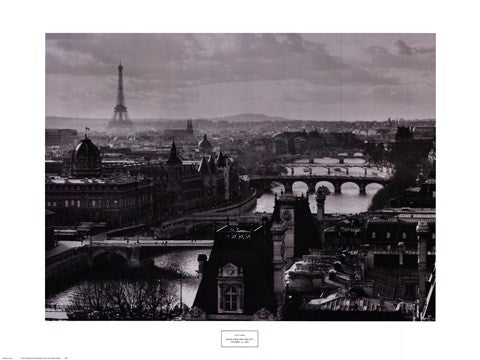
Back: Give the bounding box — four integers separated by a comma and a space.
1, 0, 479, 359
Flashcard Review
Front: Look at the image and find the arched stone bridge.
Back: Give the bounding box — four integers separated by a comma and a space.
81, 239, 214, 269
280, 151, 367, 164
283, 164, 391, 176
249, 174, 389, 195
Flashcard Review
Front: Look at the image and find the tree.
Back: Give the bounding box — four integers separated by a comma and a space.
68, 279, 178, 320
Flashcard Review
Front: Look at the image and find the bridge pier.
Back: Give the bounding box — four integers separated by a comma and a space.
334, 183, 342, 195
284, 182, 293, 194
359, 183, 367, 195
309, 158, 314, 164
327, 167, 331, 175
339, 158, 344, 164
346, 168, 349, 175
307, 182, 316, 194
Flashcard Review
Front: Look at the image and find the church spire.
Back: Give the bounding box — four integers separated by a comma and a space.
166, 140, 182, 165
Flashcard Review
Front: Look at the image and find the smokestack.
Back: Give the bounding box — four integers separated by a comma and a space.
416, 221, 429, 316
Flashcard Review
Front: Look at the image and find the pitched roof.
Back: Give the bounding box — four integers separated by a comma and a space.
193, 223, 276, 315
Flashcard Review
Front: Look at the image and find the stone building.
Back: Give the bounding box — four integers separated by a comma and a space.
46, 135, 154, 228
187, 220, 287, 320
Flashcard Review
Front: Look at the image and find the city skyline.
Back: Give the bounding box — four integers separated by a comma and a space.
46, 33, 435, 121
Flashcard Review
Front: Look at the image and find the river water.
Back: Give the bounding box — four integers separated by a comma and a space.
251, 157, 387, 214
46, 157, 388, 313
46, 249, 211, 309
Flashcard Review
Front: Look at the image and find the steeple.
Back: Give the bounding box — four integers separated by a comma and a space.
166, 140, 182, 165
198, 156, 209, 175
216, 150, 227, 167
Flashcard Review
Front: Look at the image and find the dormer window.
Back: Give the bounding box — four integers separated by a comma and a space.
386, 232, 391, 239
372, 232, 376, 239
402, 232, 407, 239
217, 263, 244, 314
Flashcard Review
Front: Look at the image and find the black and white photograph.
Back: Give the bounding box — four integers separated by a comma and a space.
44, 33, 435, 321
2, 1, 479, 359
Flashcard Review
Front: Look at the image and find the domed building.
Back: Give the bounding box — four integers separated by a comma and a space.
46, 135, 154, 227
71, 135, 102, 178
198, 134, 213, 154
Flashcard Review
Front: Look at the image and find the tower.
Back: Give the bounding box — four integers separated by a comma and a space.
275, 194, 297, 259
416, 221, 429, 317
166, 140, 182, 166
315, 186, 329, 247
270, 221, 287, 319
107, 62, 134, 133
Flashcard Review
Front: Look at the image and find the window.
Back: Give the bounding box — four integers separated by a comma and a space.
70, 200, 75, 207
53, 201, 56, 207
386, 232, 391, 239
217, 263, 244, 314
77, 200, 81, 208
92, 200, 96, 208
432, 233, 435, 240
402, 232, 407, 239
65, 200, 69, 208
371, 232, 376, 239
224, 286, 238, 311
47, 201, 51, 207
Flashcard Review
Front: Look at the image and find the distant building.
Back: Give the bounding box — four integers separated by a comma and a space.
45, 129, 78, 146
413, 126, 435, 140
163, 119, 194, 139
198, 133, 213, 154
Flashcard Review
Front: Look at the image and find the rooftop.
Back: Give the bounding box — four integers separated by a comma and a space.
46, 175, 145, 185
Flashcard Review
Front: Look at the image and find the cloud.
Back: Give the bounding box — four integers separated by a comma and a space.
394, 39, 436, 56
45, 33, 435, 120
365, 39, 435, 72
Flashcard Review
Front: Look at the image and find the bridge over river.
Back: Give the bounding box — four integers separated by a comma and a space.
79, 238, 214, 268
249, 174, 390, 195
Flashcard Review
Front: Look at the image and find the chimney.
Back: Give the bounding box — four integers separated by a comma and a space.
398, 241, 405, 266
315, 186, 329, 247
197, 254, 207, 275
377, 293, 385, 310
416, 221, 429, 316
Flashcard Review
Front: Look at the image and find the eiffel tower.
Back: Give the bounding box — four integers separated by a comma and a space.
107, 62, 134, 132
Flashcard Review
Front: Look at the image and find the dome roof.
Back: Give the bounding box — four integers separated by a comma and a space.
71, 135, 102, 177
198, 134, 212, 151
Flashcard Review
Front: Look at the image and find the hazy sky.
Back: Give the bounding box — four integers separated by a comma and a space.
46, 33, 435, 121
